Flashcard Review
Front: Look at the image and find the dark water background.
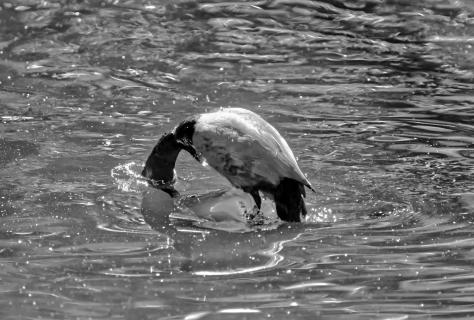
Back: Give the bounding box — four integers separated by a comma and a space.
1, 0, 474, 319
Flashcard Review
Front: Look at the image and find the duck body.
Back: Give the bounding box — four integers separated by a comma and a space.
142, 108, 313, 222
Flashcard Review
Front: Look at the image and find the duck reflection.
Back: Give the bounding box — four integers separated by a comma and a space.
140, 187, 304, 274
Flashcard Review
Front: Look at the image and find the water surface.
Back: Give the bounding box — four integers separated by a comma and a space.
1, 0, 474, 319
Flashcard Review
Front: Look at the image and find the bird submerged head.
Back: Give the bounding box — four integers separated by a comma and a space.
141, 119, 199, 195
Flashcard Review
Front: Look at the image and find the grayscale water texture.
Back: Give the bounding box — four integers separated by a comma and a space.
0, 0, 474, 319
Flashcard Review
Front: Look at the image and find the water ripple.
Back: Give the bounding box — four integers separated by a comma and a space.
1, 0, 474, 319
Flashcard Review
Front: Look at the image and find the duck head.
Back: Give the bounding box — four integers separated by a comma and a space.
142, 119, 199, 195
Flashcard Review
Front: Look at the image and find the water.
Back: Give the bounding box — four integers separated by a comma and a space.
0, 0, 473, 319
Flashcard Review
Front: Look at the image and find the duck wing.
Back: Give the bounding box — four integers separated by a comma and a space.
192, 108, 312, 190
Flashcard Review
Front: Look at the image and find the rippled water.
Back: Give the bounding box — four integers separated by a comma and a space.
1, 0, 474, 319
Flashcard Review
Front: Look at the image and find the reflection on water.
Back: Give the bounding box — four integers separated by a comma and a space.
1, 0, 474, 319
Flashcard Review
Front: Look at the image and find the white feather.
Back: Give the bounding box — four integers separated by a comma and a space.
192, 108, 311, 190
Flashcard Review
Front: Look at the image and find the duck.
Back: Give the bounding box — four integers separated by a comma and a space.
142, 107, 314, 222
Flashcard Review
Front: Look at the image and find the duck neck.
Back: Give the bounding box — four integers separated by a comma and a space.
142, 132, 181, 187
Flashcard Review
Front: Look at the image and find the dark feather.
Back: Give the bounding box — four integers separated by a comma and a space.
274, 178, 307, 222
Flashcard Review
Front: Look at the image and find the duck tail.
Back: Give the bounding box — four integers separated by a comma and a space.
274, 178, 307, 222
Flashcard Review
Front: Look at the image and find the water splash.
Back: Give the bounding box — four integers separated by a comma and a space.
305, 206, 338, 223
110, 161, 148, 192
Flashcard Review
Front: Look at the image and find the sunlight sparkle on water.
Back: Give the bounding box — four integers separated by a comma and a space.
1, 1, 473, 319
111, 161, 148, 192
